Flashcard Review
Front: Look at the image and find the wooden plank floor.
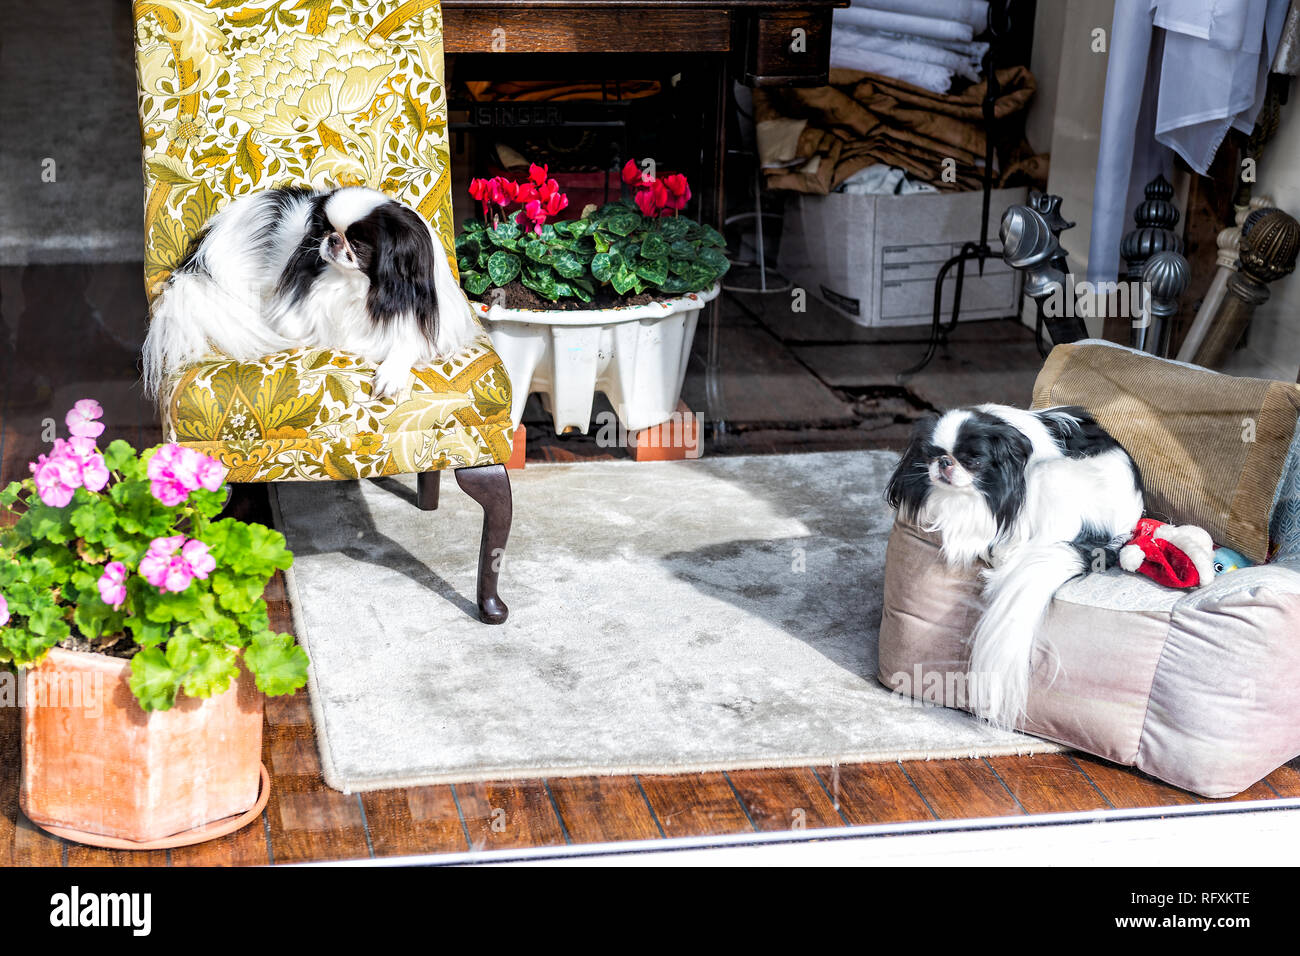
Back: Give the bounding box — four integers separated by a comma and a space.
1, 264, 1297, 865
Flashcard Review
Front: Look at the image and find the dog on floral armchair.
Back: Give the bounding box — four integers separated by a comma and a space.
132, 0, 515, 622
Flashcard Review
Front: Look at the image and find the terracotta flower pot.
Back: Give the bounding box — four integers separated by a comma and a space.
19, 647, 264, 845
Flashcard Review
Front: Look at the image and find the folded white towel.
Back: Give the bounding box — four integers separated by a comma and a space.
829, 40, 954, 92
834, 25, 982, 80
850, 0, 989, 31
834, 6, 975, 43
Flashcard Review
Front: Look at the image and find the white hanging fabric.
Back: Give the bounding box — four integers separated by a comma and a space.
1088, 0, 1289, 283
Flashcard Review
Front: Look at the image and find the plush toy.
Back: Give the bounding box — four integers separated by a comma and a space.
1118, 518, 1217, 588
1212, 546, 1253, 576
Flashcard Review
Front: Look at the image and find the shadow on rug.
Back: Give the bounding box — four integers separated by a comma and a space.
273, 451, 1058, 792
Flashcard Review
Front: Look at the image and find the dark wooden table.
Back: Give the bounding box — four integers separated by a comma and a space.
442, 0, 849, 432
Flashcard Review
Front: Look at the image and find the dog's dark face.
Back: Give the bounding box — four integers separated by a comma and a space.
886, 409, 1034, 534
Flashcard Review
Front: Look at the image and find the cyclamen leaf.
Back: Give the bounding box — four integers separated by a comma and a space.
520, 268, 559, 301
635, 259, 668, 286
698, 224, 727, 247
698, 247, 731, 273
606, 213, 640, 237
553, 252, 584, 279
590, 253, 614, 283
461, 271, 492, 297
487, 251, 521, 287
611, 267, 639, 296
659, 218, 691, 241
640, 234, 669, 260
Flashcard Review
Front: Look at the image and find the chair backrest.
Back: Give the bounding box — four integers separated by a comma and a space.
132, 0, 456, 298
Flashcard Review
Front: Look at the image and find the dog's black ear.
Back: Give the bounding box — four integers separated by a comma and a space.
980, 428, 1034, 533
886, 413, 937, 514
365, 205, 439, 341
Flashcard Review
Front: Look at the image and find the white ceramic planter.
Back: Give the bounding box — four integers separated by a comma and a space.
475, 284, 720, 434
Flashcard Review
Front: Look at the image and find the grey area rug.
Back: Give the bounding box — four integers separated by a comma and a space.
273, 451, 1059, 793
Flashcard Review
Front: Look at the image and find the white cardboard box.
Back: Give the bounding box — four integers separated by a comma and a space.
777, 187, 1028, 327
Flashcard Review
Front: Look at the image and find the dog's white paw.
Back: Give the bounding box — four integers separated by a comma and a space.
371, 363, 411, 401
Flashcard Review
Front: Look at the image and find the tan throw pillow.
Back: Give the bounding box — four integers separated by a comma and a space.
1031, 343, 1300, 563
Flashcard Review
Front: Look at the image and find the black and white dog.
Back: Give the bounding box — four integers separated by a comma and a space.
886, 404, 1144, 728
142, 186, 478, 399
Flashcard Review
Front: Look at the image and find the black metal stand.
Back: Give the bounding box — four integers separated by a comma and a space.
898, 3, 1008, 382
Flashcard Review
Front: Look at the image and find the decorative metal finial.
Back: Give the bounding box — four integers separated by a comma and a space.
1193, 208, 1300, 368
1142, 251, 1190, 320
1121, 174, 1184, 280
1000, 204, 1064, 300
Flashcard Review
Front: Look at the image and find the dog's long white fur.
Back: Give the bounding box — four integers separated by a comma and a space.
914, 405, 1143, 729
142, 187, 478, 399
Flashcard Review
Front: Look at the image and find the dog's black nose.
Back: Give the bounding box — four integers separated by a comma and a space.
937, 455, 954, 469
328, 232, 343, 249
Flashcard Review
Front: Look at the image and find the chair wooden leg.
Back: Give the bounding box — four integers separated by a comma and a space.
417, 470, 440, 511
453, 463, 512, 624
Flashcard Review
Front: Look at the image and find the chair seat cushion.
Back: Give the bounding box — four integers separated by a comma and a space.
164, 338, 514, 481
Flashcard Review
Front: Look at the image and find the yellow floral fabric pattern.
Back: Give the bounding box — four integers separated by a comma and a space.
133, 0, 457, 292
166, 339, 514, 481
134, 0, 514, 480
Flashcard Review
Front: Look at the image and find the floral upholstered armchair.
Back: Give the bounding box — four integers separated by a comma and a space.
132, 0, 515, 623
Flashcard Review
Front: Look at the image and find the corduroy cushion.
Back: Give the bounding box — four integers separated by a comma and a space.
1031, 341, 1300, 563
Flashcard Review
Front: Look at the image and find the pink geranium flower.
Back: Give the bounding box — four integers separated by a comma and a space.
65, 399, 105, 439
180, 540, 215, 580
66, 437, 109, 492
30, 445, 81, 507
97, 562, 128, 609
28, 401, 113, 506
0, 593, 8, 627
147, 444, 226, 506
138, 535, 214, 594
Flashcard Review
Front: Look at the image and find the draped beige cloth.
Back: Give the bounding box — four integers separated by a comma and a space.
754, 66, 1043, 194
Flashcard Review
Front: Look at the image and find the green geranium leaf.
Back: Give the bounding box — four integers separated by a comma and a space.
102, 440, 136, 473
129, 647, 183, 712
181, 643, 240, 698
245, 632, 309, 697
0, 626, 61, 668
